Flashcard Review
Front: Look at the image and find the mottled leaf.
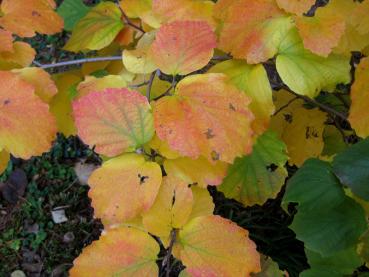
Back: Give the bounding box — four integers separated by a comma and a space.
70, 226, 159, 276
276, 0, 315, 15
73, 88, 154, 157
0, 42, 35, 70
76, 75, 127, 99
154, 73, 254, 163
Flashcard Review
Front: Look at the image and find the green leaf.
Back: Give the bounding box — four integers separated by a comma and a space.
276, 28, 351, 98
332, 138, 369, 201
290, 197, 366, 256
301, 248, 362, 277
219, 130, 288, 206
283, 159, 345, 212
57, 0, 91, 31
283, 159, 367, 256
64, 2, 124, 52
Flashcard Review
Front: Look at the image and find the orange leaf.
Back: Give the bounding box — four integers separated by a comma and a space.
150, 20, 216, 75
216, 0, 293, 64
0, 150, 10, 175
175, 215, 261, 276
276, 0, 315, 15
73, 88, 154, 157
12, 67, 57, 103
70, 226, 159, 276
88, 153, 162, 225
152, 0, 215, 27
0, 29, 13, 52
349, 57, 369, 138
0, 0, 63, 37
0, 71, 56, 159
154, 73, 254, 163
295, 4, 346, 57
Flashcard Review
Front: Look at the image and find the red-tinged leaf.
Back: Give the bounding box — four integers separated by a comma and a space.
70, 226, 159, 277
150, 21, 216, 75
276, 0, 315, 15
0, 71, 56, 159
0, 0, 64, 37
153, 73, 254, 163
73, 88, 154, 157
88, 153, 162, 225
0, 29, 13, 52
215, 0, 293, 64
175, 215, 261, 276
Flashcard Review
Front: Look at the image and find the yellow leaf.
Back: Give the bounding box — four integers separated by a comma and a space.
164, 156, 228, 188
120, 0, 160, 29
0, 29, 13, 52
0, 42, 35, 70
64, 2, 124, 52
188, 186, 214, 221
147, 134, 180, 159
50, 72, 81, 137
12, 67, 57, 103
76, 75, 127, 99
69, 226, 159, 276
349, 57, 369, 138
210, 60, 274, 135
0, 0, 63, 37
154, 73, 254, 163
175, 215, 261, 276
0, 150, 10, 175
270, 90, 327, 166
88, 153, 162, 225
0, 71, 56, 159
142, 176, 193, 239
276, 0, 315, 15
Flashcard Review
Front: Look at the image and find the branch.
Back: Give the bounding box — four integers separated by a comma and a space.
282, 86, 348, 121
162, 229, 176, 277
115, 0, 145, 34
33, 56, 122, 70
146, 70, 160, 100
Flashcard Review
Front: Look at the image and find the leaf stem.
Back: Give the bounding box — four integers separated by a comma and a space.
163, 229, 176, 277
115, 0, 145, 34
33, 56, 123, 70
146, 70, 160, 100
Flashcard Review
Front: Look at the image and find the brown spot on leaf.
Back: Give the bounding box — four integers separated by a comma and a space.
32, 11, 41, 17
204, 128, 215, 139
138, 174, 149, 185
283, 113, 293, 123
305, 126, 319, 139
229, 103, 236, 111
211, 150, 220, 161
3, 99, 10, 106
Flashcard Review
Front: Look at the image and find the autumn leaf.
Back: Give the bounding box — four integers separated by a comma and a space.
88, 153, 162, 225
0, 0, 63, 37
276, 0, 315, 15
188, 186, 214, 221
73, 88, 154, 157
152, 0, 215, 27
276, 28, 351, 98
164, 157, 228, 188
219, 130, 288, 206
216, 0, 293, 64
120, 0, 160, 29
154, 73, 254, 163
0, 71, 56, 159
64, 2, 124, 52
147, 134, 180, 160
0, 29, 13, 52
175, 215, 261, 276
123, 31, 157, 74
142, 176, 193, 240
50, 72, 82, 137
0, 150, 10, 175
210, 60, 274, 135
252, 256, 286, 277
76, 75, 127, 99
0, 42, 35, 70
69, 226, 159, 276
271, 90, 327, 166
150, 20, 216, 75
12, 67, 57, 103
348, 57, 369, 138
57, 0, 91, 32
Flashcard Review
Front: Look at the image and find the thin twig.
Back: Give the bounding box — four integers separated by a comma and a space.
153, 77, 177, 101
146, 70, 159, 100
282, 86, 348, 121
273, 96, 299, 116
115, 0, 145, 34
128, 81, 150, 89
33, 56, 122, 70
163, 229, 176, 277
